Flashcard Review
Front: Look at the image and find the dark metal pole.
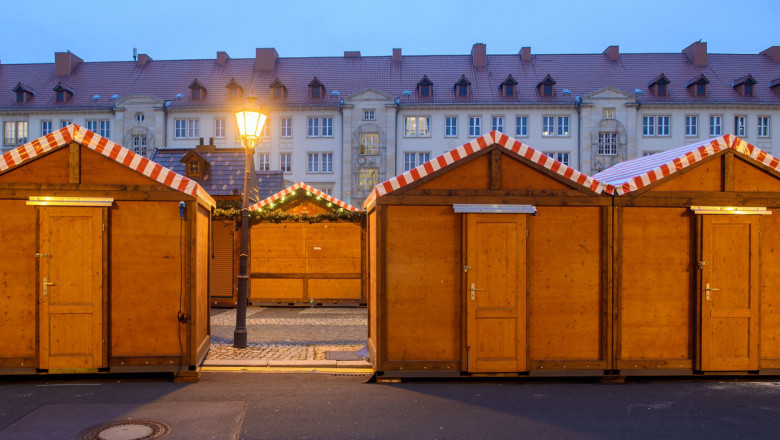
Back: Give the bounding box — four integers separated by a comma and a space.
233, 143, 251, 348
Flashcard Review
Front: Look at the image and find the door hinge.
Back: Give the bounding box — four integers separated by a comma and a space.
463, 265, 472, 272
102, 223, 105, 232
698, 261, 706, 270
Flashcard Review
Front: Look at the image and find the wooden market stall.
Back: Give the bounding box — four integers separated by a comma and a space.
595, 134, 780, 376
364, 131, 612, 378
247, 182, 364, 305
0, 125, 214, 378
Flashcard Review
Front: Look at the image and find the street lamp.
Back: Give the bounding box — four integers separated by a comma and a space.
233, 108, 267, 348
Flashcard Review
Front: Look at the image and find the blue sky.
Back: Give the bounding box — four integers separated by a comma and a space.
2, 0, 778, 64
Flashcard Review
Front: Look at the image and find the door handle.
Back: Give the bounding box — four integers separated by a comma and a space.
704, 282, 719, 301
470, 283, 484, 300
43, 278, 55, 296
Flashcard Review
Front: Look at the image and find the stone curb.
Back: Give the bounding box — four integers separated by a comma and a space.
202, 359, 371, 369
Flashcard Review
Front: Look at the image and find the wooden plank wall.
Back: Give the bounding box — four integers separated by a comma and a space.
210, 221, 235, 298
110, 201, 184, 361
194, 204, 211, 364
367, 210, 378, 367
760, 211, 780, 363
384, 205, 461, 370
0, 201, 37, 367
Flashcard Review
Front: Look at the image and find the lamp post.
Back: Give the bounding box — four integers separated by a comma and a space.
233, 108, 267, 348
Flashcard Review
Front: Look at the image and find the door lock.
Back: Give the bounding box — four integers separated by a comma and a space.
43, 278, 55, 296
704, 282, 719, 301
470, 283, 484, 300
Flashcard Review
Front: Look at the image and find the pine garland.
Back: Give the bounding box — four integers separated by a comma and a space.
213, 200, 364, 225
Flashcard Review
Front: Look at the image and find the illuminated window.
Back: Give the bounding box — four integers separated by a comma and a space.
360, 133, 379, 155
359, 168, 378, 190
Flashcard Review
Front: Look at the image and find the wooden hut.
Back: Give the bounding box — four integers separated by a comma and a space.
364, 132, 611, 377
0, 125, 214, 377
595, 134, 780, 376
248, 182, 363, 305
150, 142, 284, 307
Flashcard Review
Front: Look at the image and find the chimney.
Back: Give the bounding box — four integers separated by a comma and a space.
603, 45, 619, 61
344, 51, 361, 58
55, 51, 83, 76
683, 41, 707, 67
520, 47, 531, 62
760, 46, 780, 62
137, 53, 152, 68
471, 43, 486, 68
255, 48, 278, 71
216, 51, 230, 66
393, 48, 402, 64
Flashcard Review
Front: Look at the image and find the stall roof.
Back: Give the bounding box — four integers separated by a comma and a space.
594, 134, 780, 195
249, 181, 359, 212
0, 124, 215, 207
363, 131, 609, 209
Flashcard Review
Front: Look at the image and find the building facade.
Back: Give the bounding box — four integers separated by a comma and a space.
2, 43, 779, 205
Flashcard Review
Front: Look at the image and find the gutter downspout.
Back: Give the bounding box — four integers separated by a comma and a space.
338, 97, 345, 203
575, 96, 582, 171
163, 100, 171, 148
394, 97, 401, 177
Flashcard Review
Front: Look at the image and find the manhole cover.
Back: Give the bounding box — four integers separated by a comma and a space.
78, 420, 170, 440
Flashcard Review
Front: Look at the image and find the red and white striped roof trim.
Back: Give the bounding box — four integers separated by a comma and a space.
594, 135, 780, 195
363, 131, 608, 209
0, 124, 215, 207
249, 181, 359, 212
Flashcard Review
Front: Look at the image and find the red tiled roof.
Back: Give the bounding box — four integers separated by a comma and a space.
150, 148, 284, 198
593, 135, 780, 195
2, 51, 780, 110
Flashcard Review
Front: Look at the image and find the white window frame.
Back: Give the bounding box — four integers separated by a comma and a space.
321, 152, 333, 173
758, 116, 770, 138
515, 116, 528, 137
132, 135, 147, 156
86, 120, 99, 133
280, 152, 292, 172
709, 115, 722, 136
41, 120, 53, 136
545, 151, 570, 166
598, 132, 619, 155
360, 132, 379, 155
363, 109, 375, 121
403, 152, 431, 171
359, 167, 379, 190
445, 116, 457, 137
491, 116, 504, 133
657, 116, 669, 136
735, 115, 747, 137
322, 117, 333, 137
542, 115, 570, 137
214, 118, 226, 138
4, 120, 28, 146
685, 115, 698, 137
60, 120, 72, 129
257, 153, 270, 171
468, 116, 481, 137
404, 116, 430, 137
187, 119, 199, 139
280, 117, 292, 138
307, 152, 319, 172
307, 117, 320, 137
174, 119, 187, 139
603, 108, 615, 120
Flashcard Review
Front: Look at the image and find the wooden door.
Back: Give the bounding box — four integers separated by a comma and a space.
700, 215, 759, 372
465, 214, 527, 372
210, 221, 237, 306
39, 207, 104, 371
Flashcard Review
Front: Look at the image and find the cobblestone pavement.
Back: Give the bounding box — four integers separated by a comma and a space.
206, 306, 367, 363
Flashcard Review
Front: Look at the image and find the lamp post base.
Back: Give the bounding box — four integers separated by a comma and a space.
233, 329, 247, 349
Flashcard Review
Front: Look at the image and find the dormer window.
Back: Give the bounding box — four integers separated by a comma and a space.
732, 74, 757, 97
686, 74, 709, 97
537, 74, 556, 97
500, 75, 517, 98
770, 78, 780, 95
647, 74, 670, 97
189, 79, 207, 102
180, 151, 207, 179
52, 82, 74, 103
225, 78, 244, 100
309, 77, 325, 99
417, 75, 433, 98
454, 75, 471, 98
13, 83, 35, 104
269, 78, 288, 100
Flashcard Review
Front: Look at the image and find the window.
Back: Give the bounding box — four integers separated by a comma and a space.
445, 117, 457, 137
85, 120, 110, 137
457, 84, 468, 97
710, 116, 722, 136
696, 84, 706, 96
191, 88, 202, 101
260, 117, 270, 137
417, 76, 433, 98
364, 110, 375, 120
469, 117, 481, 137
87, 120, 98, 132
403, 152, 431, 171
758, 116, 770, 137
56, 91, 65, 103
311, 87, 321, 99
188, 160, 199, 174
515, 116, 528, 137
542, 116, 569, 136
174, 119, 198, 139
322, 118, 333, 137
419, 84, 431, 97
359, 168, 378, 190
735, 116, 746, 137
404, 116, 430, 137
307, 153, 319, 173
360, 133, 379, 155
642, 115, 669, 136
598, 132, 618, 155
503, 84, 514, 97
322, 153, 333, 173
543, 84, 552, 96
4, 121, 28, 146
135, 113, 145, 123
272, 87, 283, 99
41, 121, 52, 136
491, 116, 504, 133
744, 83, 753, 97
657, 84, 666, 96
257, 153, 270, 171
546, 152, 570, 166
603, 108, 615, 120
685, 115, 698, 137
280, 118, 292, 138
132, 136, 147, 156
308, 117, 319, 137
16, 91, 25, 104
215, 118, 225, 138
280, 153, 292, 172
60, 120, 72, 128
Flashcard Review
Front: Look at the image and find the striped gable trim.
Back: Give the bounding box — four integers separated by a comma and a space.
363, 131, 608, 209
0, 124, 215, 206
249, 181, 359, 212
594, 135, 780, 195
